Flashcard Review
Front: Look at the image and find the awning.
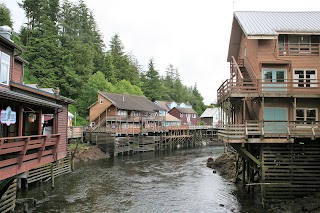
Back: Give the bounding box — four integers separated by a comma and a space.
0, 88, 63, 109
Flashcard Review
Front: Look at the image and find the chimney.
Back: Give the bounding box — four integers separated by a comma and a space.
0, 26, 13, 42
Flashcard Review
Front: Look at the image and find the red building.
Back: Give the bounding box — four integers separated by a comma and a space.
0, 27, 73, 204
168, 107, 198, 125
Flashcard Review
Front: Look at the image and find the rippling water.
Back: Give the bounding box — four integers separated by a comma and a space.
17, 146, 267, 213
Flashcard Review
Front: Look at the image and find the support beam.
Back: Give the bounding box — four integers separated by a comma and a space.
231, 144, 261, 165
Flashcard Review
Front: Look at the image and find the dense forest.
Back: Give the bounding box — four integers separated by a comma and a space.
0, 0, 207, 125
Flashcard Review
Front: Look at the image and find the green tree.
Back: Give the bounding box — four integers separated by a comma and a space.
114, 79, 143, 96
189, 83, 206, 115
142, 58, 162, 101
0, 3, 13, 27
76, 71, 114, 116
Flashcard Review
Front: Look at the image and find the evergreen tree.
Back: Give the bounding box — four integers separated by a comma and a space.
114, 79, 143, 96
142, 58, 162, 101
0, 3, 13, 27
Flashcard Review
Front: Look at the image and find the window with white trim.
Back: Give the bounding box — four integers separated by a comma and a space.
0, 52, 10, 85
296, 108, 317, 124
294, 69, 316, 87
192, 114, 196, 118
180, 113, 183, 117
100, 98, 104, 104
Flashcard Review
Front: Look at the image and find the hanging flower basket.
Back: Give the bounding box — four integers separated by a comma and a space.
28, 113, 37, 123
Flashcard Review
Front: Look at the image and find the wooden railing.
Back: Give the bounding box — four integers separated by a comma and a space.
219, 121, 320, 142
279, 43, 320, 56
67, 126, 84, 139
217, 78, 320, 103
0, 134, 60, 181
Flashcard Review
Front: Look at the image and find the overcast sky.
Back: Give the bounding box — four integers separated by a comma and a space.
2, 0, 320, 104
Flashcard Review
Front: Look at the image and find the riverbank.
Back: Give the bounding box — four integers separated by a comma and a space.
206, 151, 236, 182
206, 151, 320, 213
70, 143, 110, 162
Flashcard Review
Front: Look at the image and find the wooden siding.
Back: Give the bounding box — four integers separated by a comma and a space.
57, 107, 68, 160
169, 108, 198, 125
12, 60, 23, 83
89, 93, 112, 122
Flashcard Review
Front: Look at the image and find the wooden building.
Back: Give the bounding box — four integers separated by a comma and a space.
168, 107, 198, 125
0, 26, 73, 210
200, 107, 224, 127
218, 11, 320, 204
88, 92, 164, 134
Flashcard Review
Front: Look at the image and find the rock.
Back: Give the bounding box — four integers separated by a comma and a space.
212, 170, 216, 174
219, 204, 225, 207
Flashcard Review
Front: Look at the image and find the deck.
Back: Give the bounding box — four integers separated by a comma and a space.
219, 121, 320, 143
0, 134, 60, 181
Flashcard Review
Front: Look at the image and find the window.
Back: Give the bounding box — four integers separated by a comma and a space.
117, 110, 127, 116
296, 108, 317, 125
100, 98, 104, 104
192, 114, 196, 118
180, 113, 183, 117
0, 52, 10, 85
294, 70, 316, 87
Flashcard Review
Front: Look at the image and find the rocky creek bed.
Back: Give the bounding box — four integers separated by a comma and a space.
206, 151, 320, 213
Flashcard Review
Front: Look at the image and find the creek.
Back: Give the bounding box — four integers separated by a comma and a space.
16, 146, 268, 213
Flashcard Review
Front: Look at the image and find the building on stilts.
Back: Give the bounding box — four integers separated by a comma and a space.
0, 26, 73, 212
218, 11, 320, 205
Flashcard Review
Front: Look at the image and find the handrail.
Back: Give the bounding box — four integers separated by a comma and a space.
230, 56, 244, 80
244, 57, 257, 80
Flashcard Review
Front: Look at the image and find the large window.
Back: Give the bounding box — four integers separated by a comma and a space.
296, 108, 317, 124
0, 52, 10, 85
294, 69, 316, 87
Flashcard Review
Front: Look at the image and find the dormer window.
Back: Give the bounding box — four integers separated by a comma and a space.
0, 52, 10, 85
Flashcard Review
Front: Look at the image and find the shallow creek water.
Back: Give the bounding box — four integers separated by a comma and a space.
17, 146, 268, 213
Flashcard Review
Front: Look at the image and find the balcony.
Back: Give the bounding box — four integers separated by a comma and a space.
279, 43, 320, 56
219, 120, 320, 143
0, 134, 60, 181
217, 78, 320, 103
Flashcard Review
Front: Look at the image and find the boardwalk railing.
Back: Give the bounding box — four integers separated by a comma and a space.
279, 43, 320, 56
217, 78, 320, 103
0, 134, 60, 181
67, 126, 84, 139
219, 121, 320, 142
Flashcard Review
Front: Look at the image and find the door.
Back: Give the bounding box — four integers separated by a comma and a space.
264, 107, 287, 133
262, 69, 286, 92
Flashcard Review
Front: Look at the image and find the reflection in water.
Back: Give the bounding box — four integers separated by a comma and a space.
17, 146, 266, 213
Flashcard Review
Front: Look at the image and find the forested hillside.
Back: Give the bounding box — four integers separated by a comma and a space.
0, 0, 206, 125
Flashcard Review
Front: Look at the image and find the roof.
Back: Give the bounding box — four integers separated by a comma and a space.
235, 11, 320, 37
200, 108, 219, 118
99, 92, 164, 112
155, 100, 170, 111
0, 35, 23, 51
165, 114, 181, 122
228, 11, 320, 61
0, 87, 63, 109
10, 82, 74, 104
14, 56, 29, 65
170, 107, 197, 114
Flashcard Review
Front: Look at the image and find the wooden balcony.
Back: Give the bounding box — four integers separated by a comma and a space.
219, 120, 320, 143
0, 134, 60, 181
217, 78, 320, 103
279, 43, 320, 56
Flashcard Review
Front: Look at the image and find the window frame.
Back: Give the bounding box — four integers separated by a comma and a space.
0, 52, 10, 86
295, 108, 318, 126
293, 69, 317, 88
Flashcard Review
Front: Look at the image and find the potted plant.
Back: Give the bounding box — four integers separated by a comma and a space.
28, 113, 37, 122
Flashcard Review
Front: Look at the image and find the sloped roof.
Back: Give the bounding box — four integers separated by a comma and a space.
235, 11, 320, 37
155, 100, 170, 111
100, 92, 163, 112
200, 108, 219, 118
228, 11, 320, 61
165, 114, 181, 122
170, 107, 197, 114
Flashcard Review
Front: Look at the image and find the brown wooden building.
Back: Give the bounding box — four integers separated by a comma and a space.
0, 27, 73, 203
218, 11, 320, 204
88, 91, 164, 134
168, 107, 198, 125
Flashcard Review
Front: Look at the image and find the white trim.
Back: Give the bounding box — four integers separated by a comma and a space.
0, 52, 10, 86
